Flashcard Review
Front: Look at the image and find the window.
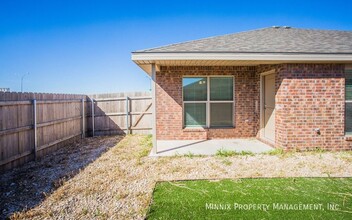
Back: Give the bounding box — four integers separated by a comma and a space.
346, 68, 352, 135
183, 76, 234, 128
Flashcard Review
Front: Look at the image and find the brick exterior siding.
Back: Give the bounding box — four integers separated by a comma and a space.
156, 66, 260, 140
276, 64, 352, 151
155, 64, 352, 151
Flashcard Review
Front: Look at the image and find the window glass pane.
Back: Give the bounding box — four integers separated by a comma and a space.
184, 103, 206, 127
183, 77, 207, 101
346, 70, 352, 100
210, 77, 233, 101
210, 103, 233, 127
346, 103, 352, 135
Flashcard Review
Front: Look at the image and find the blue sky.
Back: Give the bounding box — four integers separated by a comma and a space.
0, 0, 351, 94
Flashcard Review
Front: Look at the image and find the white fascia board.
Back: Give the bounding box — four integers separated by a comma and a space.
132, 52, 352, 61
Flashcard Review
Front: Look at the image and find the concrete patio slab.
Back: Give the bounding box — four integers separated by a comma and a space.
150, 139, 273, 156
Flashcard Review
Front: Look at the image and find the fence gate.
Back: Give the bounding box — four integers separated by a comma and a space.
88, 91, 152, 136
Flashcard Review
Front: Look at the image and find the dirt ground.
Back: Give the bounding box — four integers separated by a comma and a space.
0, 136, 123, 220
1, 135, 352, 219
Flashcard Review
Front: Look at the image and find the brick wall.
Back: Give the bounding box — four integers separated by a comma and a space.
156, 66, 259, 140
276, 64, 352, 151
155, 64, 352, 151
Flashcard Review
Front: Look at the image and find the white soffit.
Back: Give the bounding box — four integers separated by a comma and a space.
132, 52, 352, 74
132, 52, 352, 62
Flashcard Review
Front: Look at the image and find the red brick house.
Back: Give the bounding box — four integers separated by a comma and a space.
132, 27, 352, 152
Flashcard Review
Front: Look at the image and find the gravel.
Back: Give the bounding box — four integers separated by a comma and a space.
1, 135, 351, 219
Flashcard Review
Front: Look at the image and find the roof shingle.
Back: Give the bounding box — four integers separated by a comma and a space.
135, 27, 352, 54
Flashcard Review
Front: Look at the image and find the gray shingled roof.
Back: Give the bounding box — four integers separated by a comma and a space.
135, 27, 352, 54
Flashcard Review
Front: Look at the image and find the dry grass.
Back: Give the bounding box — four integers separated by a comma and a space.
5, 135, 352, 219
1, 136, 123, 219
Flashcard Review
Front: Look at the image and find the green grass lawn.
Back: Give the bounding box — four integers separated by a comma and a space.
147, 178, 352, 220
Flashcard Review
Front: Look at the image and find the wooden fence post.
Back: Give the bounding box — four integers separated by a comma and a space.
91, 98, 95, 137
33, 99, 38, 160
126, 96, 129, 134
81, 98, 85, 138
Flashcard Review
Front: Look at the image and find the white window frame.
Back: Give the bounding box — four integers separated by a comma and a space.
182, 75, 235, 128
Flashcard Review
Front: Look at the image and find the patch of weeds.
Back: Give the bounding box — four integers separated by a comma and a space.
313, 147, 326, 154
135, 135, 153, 164
216, 148, 254, 157
300, 147, 326, 157
216, 149, 237, 157
263, 148, 299, 158
221, 159, 232, 166
184, 152, 205, 158
140, 134, 152, 146
238, 151, 255, 156
139, 135, 152, 156
184, 152, 195, 158
264, 148, 285, 156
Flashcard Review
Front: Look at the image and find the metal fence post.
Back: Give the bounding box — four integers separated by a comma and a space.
91, 98, 95, 137
33, 99, 38, 160
126, 96, 129, 134
81, 98, 85, 138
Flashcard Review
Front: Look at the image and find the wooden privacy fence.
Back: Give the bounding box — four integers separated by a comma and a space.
88, 91, 152, 136
0, 91, 151, 171
0, 93, 87, 171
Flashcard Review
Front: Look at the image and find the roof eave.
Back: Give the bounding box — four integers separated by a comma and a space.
132, 52, 352, 75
